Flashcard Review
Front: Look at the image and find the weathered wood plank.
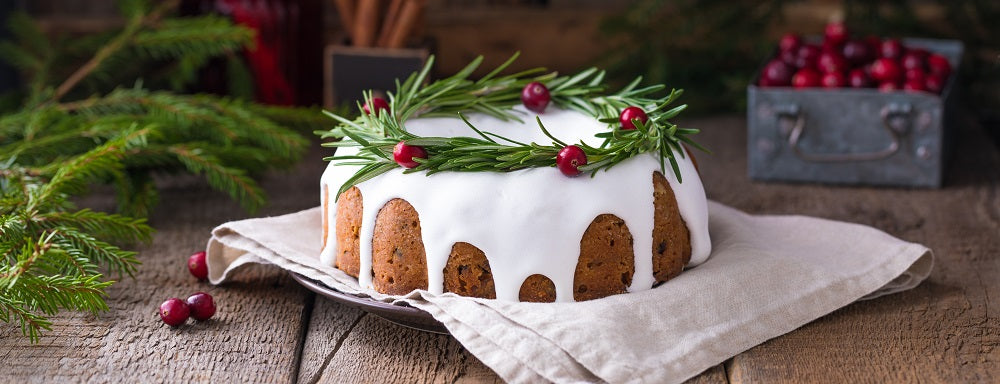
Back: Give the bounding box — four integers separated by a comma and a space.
690, 116, 1000, 383
0, 147, 330, 382
296, 298, 367, 384
304, 303, 505, 384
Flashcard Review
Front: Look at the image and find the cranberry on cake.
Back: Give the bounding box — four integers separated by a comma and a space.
319, 55, 711, 302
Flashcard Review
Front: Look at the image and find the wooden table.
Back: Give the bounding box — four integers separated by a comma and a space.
2, 115, 997, 383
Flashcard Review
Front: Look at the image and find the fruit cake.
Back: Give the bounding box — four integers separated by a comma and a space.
318, 57, 711, 302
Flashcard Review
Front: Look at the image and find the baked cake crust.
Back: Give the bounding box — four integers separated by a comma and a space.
331, 170, 692, 302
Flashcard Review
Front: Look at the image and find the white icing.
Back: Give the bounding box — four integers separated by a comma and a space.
320, 106, 711, 301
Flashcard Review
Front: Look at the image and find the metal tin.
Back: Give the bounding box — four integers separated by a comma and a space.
747, 38, 963, 188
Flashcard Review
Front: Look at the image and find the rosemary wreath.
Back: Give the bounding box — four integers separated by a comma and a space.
319, 54, 708, 199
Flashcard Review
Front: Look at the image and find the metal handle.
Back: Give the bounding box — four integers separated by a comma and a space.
777, 103, 910, 163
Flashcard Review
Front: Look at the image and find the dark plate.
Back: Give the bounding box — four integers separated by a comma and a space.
289, 272, 449, 334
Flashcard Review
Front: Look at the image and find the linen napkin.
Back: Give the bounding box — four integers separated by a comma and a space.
206, 201, 933, 383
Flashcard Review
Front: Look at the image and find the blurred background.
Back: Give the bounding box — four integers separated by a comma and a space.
5, 0, 998, 146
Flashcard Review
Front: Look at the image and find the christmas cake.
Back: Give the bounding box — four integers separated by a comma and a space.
318, 56, 711, 302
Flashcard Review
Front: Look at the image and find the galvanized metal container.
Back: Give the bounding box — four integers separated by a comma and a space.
747, 38, 963, 188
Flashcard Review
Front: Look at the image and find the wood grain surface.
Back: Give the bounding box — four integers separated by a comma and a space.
1, 115, 997, 383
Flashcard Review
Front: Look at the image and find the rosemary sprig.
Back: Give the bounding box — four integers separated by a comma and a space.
320, 54, 708, 199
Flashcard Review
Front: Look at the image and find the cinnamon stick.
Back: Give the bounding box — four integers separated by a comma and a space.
376, 0, 404, 47
333, 0, 355, 41
386, 0, 424, 49
353, 0, 379, 47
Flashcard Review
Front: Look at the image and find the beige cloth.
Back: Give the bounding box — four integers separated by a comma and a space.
206, 201, 933, 383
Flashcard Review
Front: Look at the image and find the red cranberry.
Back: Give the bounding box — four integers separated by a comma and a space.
817, 51, 848, 74
792, 68, 822, 88
905, 68, 926, 82
618, 106, 648, 130
556, 145, 587, 177
821, 39, 841, 54
908, 48, 930, 58
925, 74, 946, 94
186, 292, 216, 321
901, 51, 926, 71
878, 81, 900, 93
760, 59, 793, 87
159, 298, 190, 327
392, 141, 428, 169
842, 40, 872, 66
903, 79, 927, 92
848, 69, 873, 88
824, 21, 849, 47
520, 82, 551, 113
779, 49, 798, 67
362, 97, 390, 116
188, 251, 208, 281
779, 33, 802, 53
795, 45, 822, 69
821, 72, 847, 88
927, 54, 952, 77
870, 58, 903, 83
880, 39, 905, 60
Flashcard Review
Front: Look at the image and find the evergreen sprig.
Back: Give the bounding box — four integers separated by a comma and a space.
320, 54, 707, 199
0, 0, 323, 341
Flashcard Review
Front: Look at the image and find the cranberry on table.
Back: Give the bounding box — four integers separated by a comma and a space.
392, 141, 428, 169
556, 145, 587, 177
362, 97, 390, 116
186, 292, 217, 321
927, 54, 952, 77
848, 69, 873, 88
760, 59, 793, 87
821, 72, 846, 88
817, 51, 848, 74
520, 81, 551, 113
870, 58, 903, 83
188, 251, 208, 281
618, 106, 649, 130
824, 21, 849, 47
792, 68, 822, 88
880, 39, 905, 60
779, 33, 802, 53
159, 298, 190, 327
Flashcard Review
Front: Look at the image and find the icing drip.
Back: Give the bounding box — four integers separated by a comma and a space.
320, 107, 711, 301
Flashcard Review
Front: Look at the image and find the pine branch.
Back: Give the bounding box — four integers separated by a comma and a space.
248, 103, 332, 134
112, 172, 159, 218
36, 209, 152, 245
0, 293, 52, 342
50, 0, 179, 102
131, 16, 253, 60
48, 228, 140, 279
168, 145, 267, 213
32, 128, 149, 210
